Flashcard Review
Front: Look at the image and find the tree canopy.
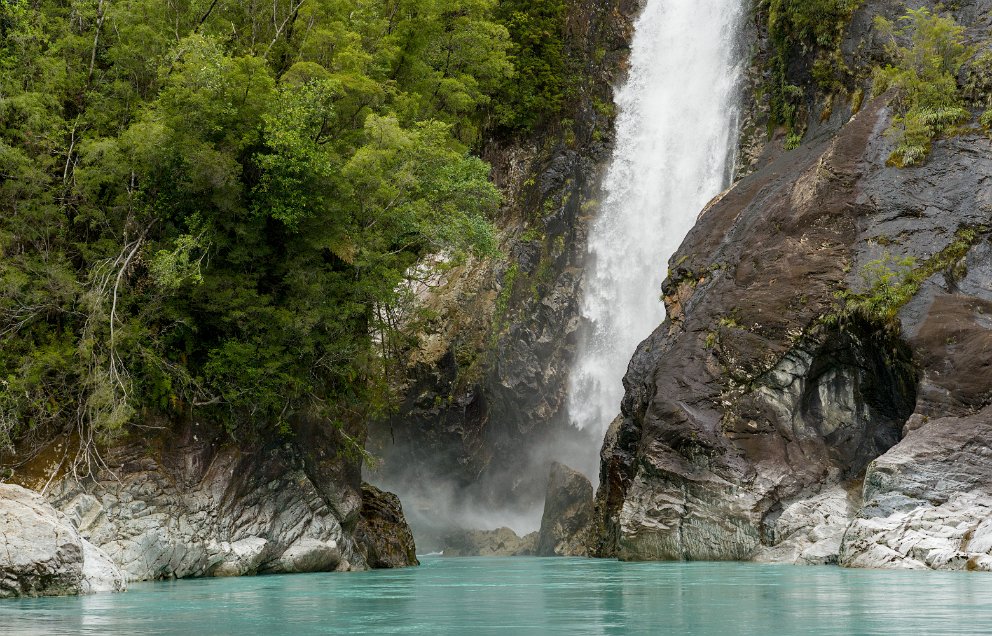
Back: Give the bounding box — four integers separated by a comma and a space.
0, 0, 530, 455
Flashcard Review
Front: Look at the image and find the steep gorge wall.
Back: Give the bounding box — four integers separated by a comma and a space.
592, 0, 992, 569
4, 414, 417, 588
367, 0, 638, 537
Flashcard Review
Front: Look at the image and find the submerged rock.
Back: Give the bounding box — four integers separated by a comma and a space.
353, 483, 419, 568
536, 463, 594, 557
441, 527, 537, 557
0, 484, 125, 598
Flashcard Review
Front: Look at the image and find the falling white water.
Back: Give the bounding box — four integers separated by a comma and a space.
566, 0, 744, 476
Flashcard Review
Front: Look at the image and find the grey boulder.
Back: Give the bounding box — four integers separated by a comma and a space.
1, 483, 125, 598
536, 463, 594, 557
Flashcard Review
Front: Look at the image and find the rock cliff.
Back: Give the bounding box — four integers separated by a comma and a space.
2, 416, 417, 594
592, 0, 992, 570
367, 0, 638, 532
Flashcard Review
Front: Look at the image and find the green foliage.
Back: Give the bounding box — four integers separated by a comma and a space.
490, 263, 519, 342
981, 109, 992, 129
762, 0, 862, 140
828, 226, 988, 329
0, 0, 508, 456
834, 254, 919, 324
490, 0, 573, 131
767, 0, 861, 49
872, 8, 973, 166
785, 132, 803, 150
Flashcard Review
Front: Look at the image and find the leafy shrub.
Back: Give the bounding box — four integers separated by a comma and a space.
872, 8, 973, 166
763, 0, 862, 140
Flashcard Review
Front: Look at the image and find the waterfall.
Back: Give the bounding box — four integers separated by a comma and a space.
566, 0, 744, 477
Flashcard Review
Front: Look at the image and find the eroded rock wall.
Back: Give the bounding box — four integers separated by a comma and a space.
592, 0, 992, 567
4, 415, 417, 590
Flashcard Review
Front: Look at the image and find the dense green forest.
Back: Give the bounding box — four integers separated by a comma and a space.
0, 0, 570, 455
3, 0, 984, 467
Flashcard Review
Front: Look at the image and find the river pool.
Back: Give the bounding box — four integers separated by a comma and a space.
3, 557, 992, 635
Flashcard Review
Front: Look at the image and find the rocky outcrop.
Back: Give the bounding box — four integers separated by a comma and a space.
43, 444, 355, 581
535, 463, 593, 557
841, 407, 992, 571
353, 483, 419, 569
593, 70, 992, 568
440, 527, 538, 557
4, 416, 417, 588
1, 484, 125, 598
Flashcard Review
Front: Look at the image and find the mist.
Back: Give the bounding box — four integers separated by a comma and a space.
365, 415, 603, 550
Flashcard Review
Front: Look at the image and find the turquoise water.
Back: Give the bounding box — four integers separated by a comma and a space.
4, 557, 992, 635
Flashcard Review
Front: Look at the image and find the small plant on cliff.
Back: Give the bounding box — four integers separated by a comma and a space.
872, 8, 973, 167
763, 0, 862, 141
837, 254, 919, 324
982, 109, 992, 130
829, 226, 989, 329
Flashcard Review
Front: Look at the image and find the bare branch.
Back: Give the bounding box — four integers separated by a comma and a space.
87, 0, 108, 85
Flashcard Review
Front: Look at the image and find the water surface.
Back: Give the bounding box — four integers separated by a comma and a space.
4, 558, 992, 635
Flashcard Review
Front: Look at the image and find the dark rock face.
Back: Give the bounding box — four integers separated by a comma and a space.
440, 527, 538, 557
367, 0, 637, 530
592, 87, 992, 568
353, 483, 419, 569
536, 463, 594, 557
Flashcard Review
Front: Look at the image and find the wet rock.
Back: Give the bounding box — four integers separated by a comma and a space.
754, 486, 857, 566
353, 483, 419, 569
0, 484, 124, 598
7, 417, 417, 582
268, 539, 341, 574
841, 407, 992, 571
80, 539, 126, 594
440, 527, 538, 557
210, 538, 268, 577
592, 84, 992, 570
536, 463, 594, 557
